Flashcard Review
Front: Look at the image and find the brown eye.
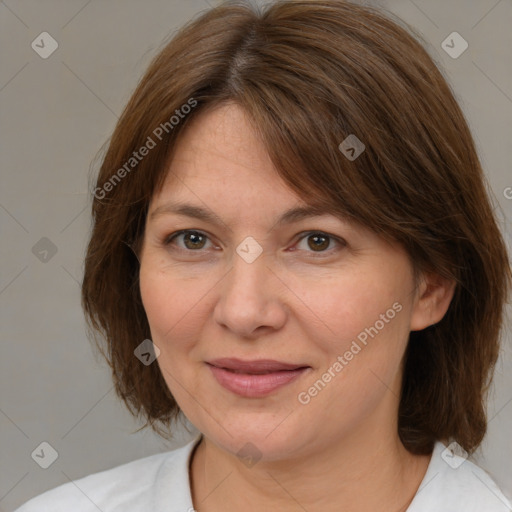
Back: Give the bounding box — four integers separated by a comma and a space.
165, 230, 211, 250
307, 234, 330, 251
295, 231, 345, 255
183, 231, 207, 249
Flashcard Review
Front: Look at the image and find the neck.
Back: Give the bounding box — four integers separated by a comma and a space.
190, 422, 431, 512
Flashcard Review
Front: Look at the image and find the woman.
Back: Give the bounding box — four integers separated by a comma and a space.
16, 0, 511, 511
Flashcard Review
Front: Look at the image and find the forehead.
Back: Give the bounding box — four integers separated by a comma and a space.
146, 106, 386, 246
165, 103, 278, 184
151, 103, 311, 215
148, 103, 366, 237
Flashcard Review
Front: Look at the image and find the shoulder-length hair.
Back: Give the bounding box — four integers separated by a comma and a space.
82, 0, 511, 454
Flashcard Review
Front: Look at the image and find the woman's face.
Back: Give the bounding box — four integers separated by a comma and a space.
139, 103, 429, 461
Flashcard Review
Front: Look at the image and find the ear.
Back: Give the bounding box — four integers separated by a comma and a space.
410, 272, 456, 331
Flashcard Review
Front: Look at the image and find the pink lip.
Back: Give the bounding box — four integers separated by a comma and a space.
207, 358, 310, 398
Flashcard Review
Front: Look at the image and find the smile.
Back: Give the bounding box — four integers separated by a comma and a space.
206, 358, 310, 398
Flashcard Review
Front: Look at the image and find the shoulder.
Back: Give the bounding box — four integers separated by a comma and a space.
408, 441, 512, 512
14, 435, 201, 512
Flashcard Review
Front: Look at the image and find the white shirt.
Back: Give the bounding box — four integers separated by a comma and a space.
15, 435, 511, 511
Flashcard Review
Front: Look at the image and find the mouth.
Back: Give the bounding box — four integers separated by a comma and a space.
206, 358, 311, 397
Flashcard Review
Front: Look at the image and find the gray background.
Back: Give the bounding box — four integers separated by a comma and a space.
1, 0, 511, 510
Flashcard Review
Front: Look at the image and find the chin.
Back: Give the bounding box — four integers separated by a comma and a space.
197, 414, 312, 462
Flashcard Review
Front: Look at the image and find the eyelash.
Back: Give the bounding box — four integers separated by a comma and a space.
162, 229, 345, 257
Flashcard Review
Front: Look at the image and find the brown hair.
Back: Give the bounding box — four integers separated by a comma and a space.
82, 0, 511, 454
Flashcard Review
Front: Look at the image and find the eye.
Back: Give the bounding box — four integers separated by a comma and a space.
163, 229, 345, 256
295, 231, 344, 254
164, 230, 213, 251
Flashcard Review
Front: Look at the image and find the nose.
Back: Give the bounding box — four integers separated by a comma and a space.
212, 249, 287, 339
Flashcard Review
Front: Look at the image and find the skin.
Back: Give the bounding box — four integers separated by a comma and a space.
139, 103, 455, 512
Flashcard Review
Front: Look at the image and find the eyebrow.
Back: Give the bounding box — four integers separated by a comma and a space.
148, 201, 335, 230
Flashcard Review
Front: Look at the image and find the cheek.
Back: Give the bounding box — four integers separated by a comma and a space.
139, 268, 171, 333
292, 269, 414, 410
139, 268, 208, 400
295, 287, 411, 425
139, 268, 186, 344
290, 266, 412, 347
139, 264, 217, 357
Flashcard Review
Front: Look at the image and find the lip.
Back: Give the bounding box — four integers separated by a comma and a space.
207, 358, 310, 398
